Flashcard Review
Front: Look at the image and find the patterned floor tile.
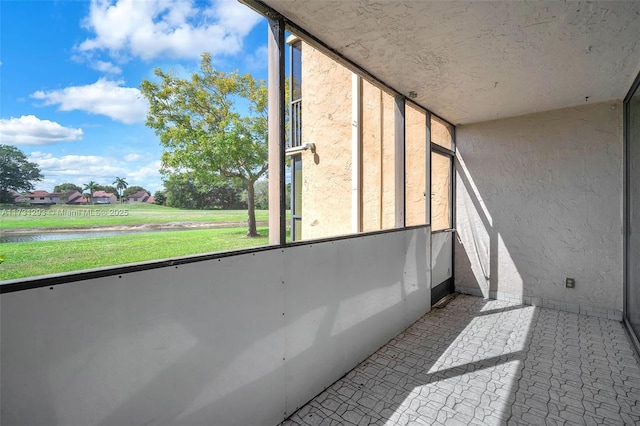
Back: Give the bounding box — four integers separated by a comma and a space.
280, 295, 640, 426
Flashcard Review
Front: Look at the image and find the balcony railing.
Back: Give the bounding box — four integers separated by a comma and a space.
289, 98, 302, 148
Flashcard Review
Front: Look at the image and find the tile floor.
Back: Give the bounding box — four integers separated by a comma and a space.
280, 294, 640, 425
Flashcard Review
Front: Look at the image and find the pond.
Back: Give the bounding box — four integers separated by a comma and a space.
0, 230, 158, 243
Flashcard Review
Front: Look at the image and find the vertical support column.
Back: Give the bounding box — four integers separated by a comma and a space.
268, 17, 285, 245
451, 125, 456, 293
426, 111, 432, 226
451, 126, 456, 231
352, 73, 362, 233
394, 96, 406, 228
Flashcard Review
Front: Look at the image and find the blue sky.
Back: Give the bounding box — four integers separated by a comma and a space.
0, 0, 268, 194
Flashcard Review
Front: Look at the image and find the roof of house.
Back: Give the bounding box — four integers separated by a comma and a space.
9, 189, 25, 199
68, 196, 90, 204
93, 190, 115, 198
64, 190, 82, 201
128, 190, 149, 200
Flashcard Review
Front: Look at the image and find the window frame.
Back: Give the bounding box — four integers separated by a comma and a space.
430, 112, 455, 233
2, 1, 457, 292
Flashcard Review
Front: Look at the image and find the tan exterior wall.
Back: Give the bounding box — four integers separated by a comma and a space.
405, 103, 428, 226
431, 115, 454, 150
430, 114, 454, 230
300, 43, 353, 240
297, 42, 452, 239
431, 151, 451, 230
361, 80, 396, 232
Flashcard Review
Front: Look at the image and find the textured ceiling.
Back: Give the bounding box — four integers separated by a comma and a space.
260, 1, 640, 125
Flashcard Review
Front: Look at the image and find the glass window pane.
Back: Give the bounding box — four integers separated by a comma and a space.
361, 80, 397, 232
431, 115, 454, 151
291, 41, 302, 101
292, 37, 354, 240
288, 38, 302, 149
431, 151, 451, 230
627, 82, 640, 336
405, 103, 427, 226
1, 2, 272, 281
287, 34, 402, 240
293, 155, 303, 216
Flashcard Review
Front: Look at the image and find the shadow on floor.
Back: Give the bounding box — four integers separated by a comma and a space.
281, 294, 640, 425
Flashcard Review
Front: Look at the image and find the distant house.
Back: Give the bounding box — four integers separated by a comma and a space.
26, 190, 90, 205
92, 190, 117, 204
127, 190, 150, 204
64, 190, 89, 205
146, 195, 155, 204
47, 192, 66, 204
9, 189, 27, 204
26, 190, 53, 205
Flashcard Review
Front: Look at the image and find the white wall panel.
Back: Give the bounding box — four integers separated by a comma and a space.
282, 229, 430, 415
455, 101, 623, 315
432, 231, 453, 288
403, 227, 432, 327
1, 228, 430, 426
1, 251, 287, 426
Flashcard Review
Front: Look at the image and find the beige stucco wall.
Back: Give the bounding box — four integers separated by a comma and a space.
431, 116, 453, 151
297, 43, 440, 239
431, 115, 454, 230
455, 101, 623, 318
405, 104, 427, 226
431, 151, 451, 230
300, 43, 353, 240
361, 80, 396, 232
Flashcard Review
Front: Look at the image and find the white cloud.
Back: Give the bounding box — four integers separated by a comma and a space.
29, 152, 162, 193
128, 160, 162, 182
77, 0, 263, 62
29, 152, 126, 179
124, 153, 144, 162
31, 78, 148, 124
244, 45, 268, 73
0, 115, 84, 146
91, 60, 122, 74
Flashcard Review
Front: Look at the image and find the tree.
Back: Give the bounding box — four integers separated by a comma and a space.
0, 144, 43, 203
102, 185, 119, 197
122, 185, 148, 199
141, 53, 268, 237
163, 173, 244, 210
163, 175, 198, 209
242, 179, 290, 211
53, 183, 82, 193
83, 181, 99, 204
247, 179, 269, 210
113, 177, 128, 203
153, 191, 167, 206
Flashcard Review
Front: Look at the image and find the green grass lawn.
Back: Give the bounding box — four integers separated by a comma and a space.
0, 227, 270, 281
0, 203, 268, 230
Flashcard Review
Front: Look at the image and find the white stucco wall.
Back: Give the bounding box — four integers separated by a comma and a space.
455, 101, 623, 318
1, 228, 430, 426
431, 231, 453, 288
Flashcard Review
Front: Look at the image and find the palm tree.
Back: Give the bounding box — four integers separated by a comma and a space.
113, 177, 128, 204
83, 181, 99, 205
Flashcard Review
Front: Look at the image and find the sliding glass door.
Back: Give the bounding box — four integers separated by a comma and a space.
626, 75, 640, 345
